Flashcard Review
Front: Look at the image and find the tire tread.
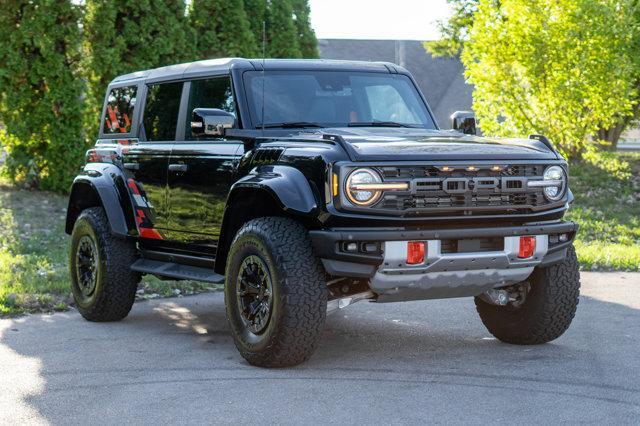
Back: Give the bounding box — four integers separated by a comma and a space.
475, 245, 580, 344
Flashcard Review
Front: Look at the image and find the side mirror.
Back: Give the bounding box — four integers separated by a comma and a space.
191, 108, 236, 137
451, 111, 476, 135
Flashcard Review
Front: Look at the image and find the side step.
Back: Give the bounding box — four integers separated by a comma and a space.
131, 259, 225, 284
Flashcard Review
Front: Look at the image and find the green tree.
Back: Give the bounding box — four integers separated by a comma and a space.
189, 0, 259, 59
425, 0, 478, 57
244, 0, 267, 50
243, 0, 307, 58
461, 0, 636, 158
429, 0, 640, 149
83, 0, 195, 136
595, 2, 640, 149
266, 0, 302, 58
291, 0, 318, 58
0, 0, 86, 192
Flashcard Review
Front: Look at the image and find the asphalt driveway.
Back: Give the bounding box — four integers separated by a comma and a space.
1, 272, 639, 424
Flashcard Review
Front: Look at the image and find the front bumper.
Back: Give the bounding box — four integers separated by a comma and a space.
310, 221, 577, 302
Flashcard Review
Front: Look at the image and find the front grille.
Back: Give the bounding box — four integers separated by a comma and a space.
372, 164, 552, 216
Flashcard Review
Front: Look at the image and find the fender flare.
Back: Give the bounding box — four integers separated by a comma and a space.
214, 165, 320, 274
65, 164, 137, 237
228, 165, 319, 215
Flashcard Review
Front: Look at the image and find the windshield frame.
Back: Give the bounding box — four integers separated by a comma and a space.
241, 69, 438, 130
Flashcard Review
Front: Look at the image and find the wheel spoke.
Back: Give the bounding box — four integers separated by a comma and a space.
248, 299, 262, 318
236, 254, 273, 334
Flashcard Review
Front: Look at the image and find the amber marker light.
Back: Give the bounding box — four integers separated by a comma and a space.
490, 165, 503, 172
466, 166, 479, 172
441, 166, 454, 172
332, 173, 339, 197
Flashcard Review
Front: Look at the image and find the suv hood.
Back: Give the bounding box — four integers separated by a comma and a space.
311, 128, 559, 161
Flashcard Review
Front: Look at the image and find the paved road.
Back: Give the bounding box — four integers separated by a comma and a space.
1, 272, 639, 425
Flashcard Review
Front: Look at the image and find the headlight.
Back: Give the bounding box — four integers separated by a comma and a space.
345, 168, 383, 206
542, 165, 566, 201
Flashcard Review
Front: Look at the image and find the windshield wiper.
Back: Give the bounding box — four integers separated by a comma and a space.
348, 121, 418, 128
257, 121, 324, 129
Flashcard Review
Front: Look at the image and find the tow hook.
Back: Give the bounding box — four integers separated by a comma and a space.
480, 282, 531, 307
480, 288, 510, 306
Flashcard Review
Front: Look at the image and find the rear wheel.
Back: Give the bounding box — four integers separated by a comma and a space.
475, 245, 580, 344
225, 217, 327, 367
70, 207, 140, 322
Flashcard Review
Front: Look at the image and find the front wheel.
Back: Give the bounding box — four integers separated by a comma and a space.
475, 245, 580, 344
225, 217, 327, 367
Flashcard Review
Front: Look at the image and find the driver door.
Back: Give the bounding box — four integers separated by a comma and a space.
165, 75, 243, 256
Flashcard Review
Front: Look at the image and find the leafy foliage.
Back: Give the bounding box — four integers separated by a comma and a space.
425, 0, 479, 57
189, 0, 259, 59
0, 0, 318, 193
462, 0, 637, 158
266, 0, 302, 58
244, 0, 267, 50
245, 0, 312, 58
292, 0, 319, 58
0, 0, 86, 192
83, 0, 195, 137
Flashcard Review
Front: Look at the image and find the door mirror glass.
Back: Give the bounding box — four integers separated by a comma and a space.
191, 108, 236, 137
451, 111, 476, 135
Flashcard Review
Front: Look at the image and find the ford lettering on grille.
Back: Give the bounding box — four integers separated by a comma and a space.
411, 177, 528, 194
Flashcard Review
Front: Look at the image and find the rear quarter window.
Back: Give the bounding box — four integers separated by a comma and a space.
103, 86, 137, 134
142, 82, 183, 142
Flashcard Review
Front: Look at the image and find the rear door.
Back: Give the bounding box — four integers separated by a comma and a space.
122, 81, 183, 245
165, 75, 243, 255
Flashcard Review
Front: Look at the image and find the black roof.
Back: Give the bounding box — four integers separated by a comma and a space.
110, 58, 402, 85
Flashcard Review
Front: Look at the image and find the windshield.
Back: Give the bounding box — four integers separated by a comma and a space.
243, 71, 436, 129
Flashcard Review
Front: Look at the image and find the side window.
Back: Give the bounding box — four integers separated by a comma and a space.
142, 82, 183, 141
184, 77, 236, 141
103, 85, 137, 134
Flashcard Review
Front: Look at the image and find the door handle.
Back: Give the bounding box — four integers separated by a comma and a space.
123, 162, 139, 170
168, 164, 188, 172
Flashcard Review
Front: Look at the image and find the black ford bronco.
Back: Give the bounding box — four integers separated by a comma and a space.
66, 58, 580, 367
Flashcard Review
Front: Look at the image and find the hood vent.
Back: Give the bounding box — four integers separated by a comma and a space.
252, 148, 284, 165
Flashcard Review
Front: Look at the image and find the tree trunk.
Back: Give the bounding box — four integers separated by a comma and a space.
596, 122, 626, 151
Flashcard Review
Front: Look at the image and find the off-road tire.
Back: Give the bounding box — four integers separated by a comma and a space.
70, 207, 140, 322
225, 217, 327, 367
475, 245, 580, 344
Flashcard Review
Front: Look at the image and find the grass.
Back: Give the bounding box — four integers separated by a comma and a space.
0, 150, 638, 316
565, 150, 640, 271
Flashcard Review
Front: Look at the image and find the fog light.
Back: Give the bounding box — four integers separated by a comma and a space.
407, 241, 425, 264
518, 236, 536, 259
345, 242, 358, 252
362, 242, 379, 253
559, 233, 568, 242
